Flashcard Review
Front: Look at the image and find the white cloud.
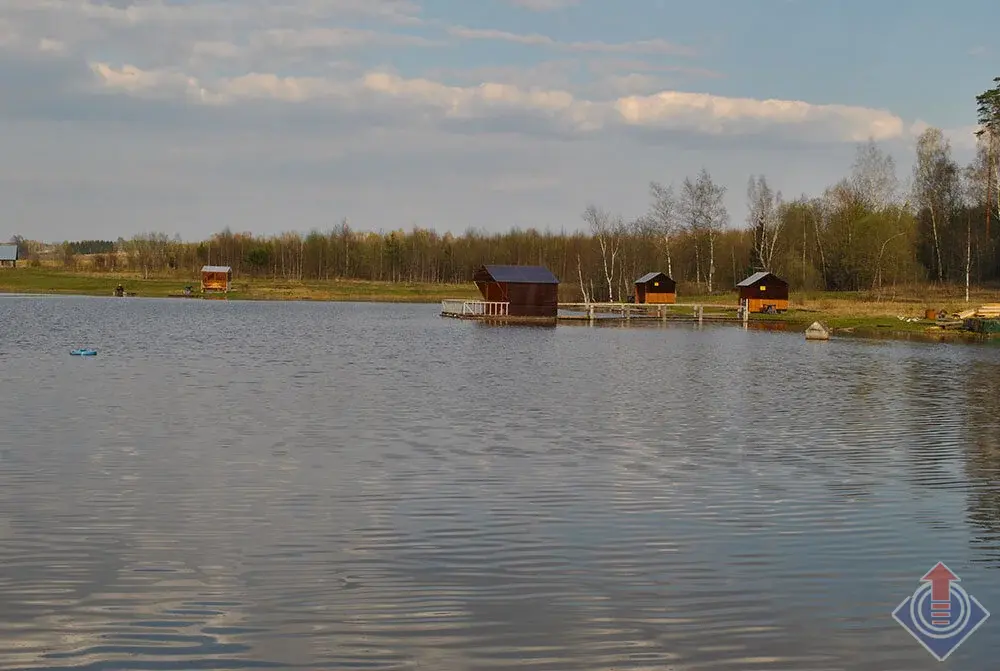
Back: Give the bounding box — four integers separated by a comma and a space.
505, 0, 581, 10
615, 91, 906, 142
0, 0, 976, 242
0, 0, 431, 75
90, 62, 199, 98
87, 62, 909, 144
249, 27, 443, 51
1, 0, 425, 27
446, 26, 696, 57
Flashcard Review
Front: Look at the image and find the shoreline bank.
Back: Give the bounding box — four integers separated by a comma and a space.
0, 269, 479, 304
2, 269, 997, 345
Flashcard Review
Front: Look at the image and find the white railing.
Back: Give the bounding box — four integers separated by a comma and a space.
441, 300, 510, 316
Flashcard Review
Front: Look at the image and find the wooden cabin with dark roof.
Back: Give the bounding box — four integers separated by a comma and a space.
634, 272, 676, 304
472, 264, 559, 318
736, 271, 788, 313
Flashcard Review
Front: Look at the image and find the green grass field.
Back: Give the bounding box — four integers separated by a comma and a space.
0, 268, 480, 303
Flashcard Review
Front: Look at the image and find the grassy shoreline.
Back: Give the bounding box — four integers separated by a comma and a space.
2, 268, 997, 342
679, 289, 993, 341
0, 268, 480, 303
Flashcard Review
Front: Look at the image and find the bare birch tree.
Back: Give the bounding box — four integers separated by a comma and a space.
576, 254, 590, 303
746, 175, 784, 270
582, 204, 624, 301
680, 169, 728, 293
647, 181, 678, 277
913, 127, 958, 283
851, 139, 899, 212
962, 161, 984, 302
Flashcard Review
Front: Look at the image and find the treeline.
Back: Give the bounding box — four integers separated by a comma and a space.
67, 240, 116, 255
13, 79, 1000, 300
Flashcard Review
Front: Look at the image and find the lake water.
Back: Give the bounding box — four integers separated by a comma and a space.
0, 295, 998, 670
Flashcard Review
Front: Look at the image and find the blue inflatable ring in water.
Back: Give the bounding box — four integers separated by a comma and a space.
70, 349, 98, 356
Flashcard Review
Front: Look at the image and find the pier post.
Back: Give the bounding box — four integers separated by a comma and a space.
698, 305, 704, 326
742, 300, 749, 328
660, 305, 666, 322
625, 305, 631, 322
587, 304, 594, 324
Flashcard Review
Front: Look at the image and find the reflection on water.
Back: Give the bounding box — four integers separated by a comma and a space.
0, 295, 999, 670
963, 363, 1000, 565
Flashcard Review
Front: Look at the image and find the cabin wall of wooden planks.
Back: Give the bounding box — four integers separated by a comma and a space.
745, 297, 789, 313
642, 292, 676, 304
475, 281, 558, 317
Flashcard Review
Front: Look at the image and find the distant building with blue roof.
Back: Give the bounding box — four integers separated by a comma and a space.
0, 244, 18, 268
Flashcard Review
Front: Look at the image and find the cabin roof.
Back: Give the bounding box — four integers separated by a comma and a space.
201, 265, 232, 273
476, 264, 559, 284
635, 271, 670, 284
0, 244, 18, 261
736, 271, 785, 287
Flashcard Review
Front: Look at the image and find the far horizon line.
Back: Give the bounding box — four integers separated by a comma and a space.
13, 219, 784, 247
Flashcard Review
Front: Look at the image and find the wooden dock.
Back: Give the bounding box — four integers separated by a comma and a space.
441, 299, 752, 326
558, 302, 749, 326
440, 300, 558, 325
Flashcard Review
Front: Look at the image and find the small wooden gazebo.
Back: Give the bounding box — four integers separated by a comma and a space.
634, 272, 676, 304
200, 265, 233, 293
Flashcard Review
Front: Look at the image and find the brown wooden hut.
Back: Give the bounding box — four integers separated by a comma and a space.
201, 265, 233, 293
472, 265, 559, 318
736, 271, 788, 313
634, 272, 676, 304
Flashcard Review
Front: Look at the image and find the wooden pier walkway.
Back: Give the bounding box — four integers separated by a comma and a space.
558, 302, 749, 326
441, 299, 752, 326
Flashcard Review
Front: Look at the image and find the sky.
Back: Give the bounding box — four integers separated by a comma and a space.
0, 0, 996, 243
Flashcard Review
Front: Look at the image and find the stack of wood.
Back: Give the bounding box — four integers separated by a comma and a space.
957, 304, 1000, 320
976, 304, 1000, 318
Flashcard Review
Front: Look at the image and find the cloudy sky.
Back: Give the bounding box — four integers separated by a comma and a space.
1, 0, 996, 242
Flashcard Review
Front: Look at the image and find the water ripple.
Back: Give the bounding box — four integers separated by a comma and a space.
0, 296, 999, 669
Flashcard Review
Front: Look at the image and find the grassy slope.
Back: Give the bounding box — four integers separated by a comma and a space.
0, 268, 480, 302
